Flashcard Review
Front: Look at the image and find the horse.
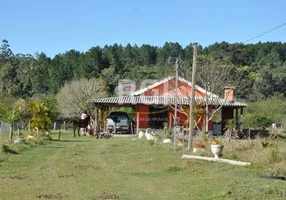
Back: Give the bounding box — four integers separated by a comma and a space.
72, 115, 91, 137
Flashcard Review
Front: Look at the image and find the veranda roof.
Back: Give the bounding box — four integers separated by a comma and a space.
89, 96, 246, 107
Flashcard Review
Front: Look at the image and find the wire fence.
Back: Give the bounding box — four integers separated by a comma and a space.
0, 121, 12, 148
0, 121, 12, 133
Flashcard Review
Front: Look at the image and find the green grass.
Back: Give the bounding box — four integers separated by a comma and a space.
0, 132, 286, 200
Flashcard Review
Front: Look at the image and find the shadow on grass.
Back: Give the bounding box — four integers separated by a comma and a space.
130, 167, 183, 177
53, 139, 91, 143
40, 146, 64, 149
2, 145, 18, 154
278, 134, 286, 139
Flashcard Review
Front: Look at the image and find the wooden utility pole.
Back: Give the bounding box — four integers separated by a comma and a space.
174, 58, 179, 151
188, 43, 198, 150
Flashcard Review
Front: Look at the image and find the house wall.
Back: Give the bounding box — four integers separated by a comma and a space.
134, 105, 214, 131
143, 80, 206, 96
134, 78, 217, 130
135, 105, 149, 129
167, 107, 213, 131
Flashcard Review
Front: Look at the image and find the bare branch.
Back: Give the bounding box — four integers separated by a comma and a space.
56, 78, 107, 119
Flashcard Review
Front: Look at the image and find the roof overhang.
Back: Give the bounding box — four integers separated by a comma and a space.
89, 96, 247, 108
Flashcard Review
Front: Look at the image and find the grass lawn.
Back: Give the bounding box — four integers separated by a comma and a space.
0, 132, 286, 200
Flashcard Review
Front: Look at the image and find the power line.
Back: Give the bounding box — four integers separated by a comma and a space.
243, 22, 286, 43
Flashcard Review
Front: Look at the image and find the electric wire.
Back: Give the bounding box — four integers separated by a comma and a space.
243, 22, 286, 43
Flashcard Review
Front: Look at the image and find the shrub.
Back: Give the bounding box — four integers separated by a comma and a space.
269, 149, 280, 164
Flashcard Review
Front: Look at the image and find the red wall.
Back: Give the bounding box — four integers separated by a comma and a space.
144, 79, 206, 96
135, 105, 149, 128
167, 107, 213, 131
134, 105, 214, 131
134, 78, 216, 130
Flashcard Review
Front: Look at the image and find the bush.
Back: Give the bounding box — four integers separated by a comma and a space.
244, 95, 286, 129
26, 133, 52, 145
244, 114, 273, 130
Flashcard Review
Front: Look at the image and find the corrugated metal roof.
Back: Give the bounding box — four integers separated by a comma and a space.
89, 95, 247, 107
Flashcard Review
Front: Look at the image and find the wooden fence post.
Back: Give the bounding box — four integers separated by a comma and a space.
0, 125, 2, 151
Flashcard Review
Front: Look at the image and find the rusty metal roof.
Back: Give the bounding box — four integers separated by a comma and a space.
89, 95, 246, 107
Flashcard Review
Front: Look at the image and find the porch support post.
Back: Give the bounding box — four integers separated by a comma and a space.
100, 106, 104, 132
103, 106, 108, 131
168, 110, 172, 128
235, 108, 239, 130
95, 107, 99, 133
240, 107, 244, 130
103, 106, 106, 131
136, 111, 139, 134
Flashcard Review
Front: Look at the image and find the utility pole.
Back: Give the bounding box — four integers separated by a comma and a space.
188, 43, 198, 150
174, 58, 179, 151
205, 82, 210, 133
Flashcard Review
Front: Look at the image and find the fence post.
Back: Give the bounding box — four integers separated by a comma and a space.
9, 125, 13, 141
58, 125, 61, 141
0, 125, 2, 151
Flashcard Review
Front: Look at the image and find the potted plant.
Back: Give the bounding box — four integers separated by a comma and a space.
193, 142, 206, 152
210, 137, 224, 159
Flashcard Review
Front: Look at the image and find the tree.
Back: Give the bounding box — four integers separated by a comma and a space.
0, 39, 14, 65
48, 55, 66, 94
1, 40, 286, 101
31, 53, 51, 95
180, 55, 248, 133
56, 78, 107, 119
139, 44, 157, 65
243, 95, 286, 130
0, 98, 27, 140
27, 101, 52, 133
78, 47, 103, 78
31, 94, 60, 121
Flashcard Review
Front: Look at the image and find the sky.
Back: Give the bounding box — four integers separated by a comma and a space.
1, 0, 286, 58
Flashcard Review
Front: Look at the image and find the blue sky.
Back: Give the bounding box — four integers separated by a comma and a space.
1, 0, 285, 57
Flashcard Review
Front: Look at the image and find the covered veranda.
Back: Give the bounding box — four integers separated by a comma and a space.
89, 96, 246, 135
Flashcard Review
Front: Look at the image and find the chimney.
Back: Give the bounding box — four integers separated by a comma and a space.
224, 87, 234, 101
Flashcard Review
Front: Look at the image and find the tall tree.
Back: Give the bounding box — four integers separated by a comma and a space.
56, 78, 107, 119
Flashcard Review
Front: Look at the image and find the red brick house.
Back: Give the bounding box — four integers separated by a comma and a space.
90, 76, 246, 135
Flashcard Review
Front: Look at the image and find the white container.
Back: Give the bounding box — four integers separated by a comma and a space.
211, 144, 224, 159
14, 138, 25, 144
27, 135, 34, 139
145, 133, 154, 140
193, 148, 205, 153
163, 139, 172, 144
138, 131, 145, 139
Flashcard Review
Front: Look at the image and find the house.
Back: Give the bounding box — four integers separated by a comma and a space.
89, 76, 246, 135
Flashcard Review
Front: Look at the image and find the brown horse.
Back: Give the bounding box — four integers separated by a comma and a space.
72, 115, 90, 137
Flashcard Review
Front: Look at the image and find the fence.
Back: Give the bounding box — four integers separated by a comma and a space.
0, 121, 27, 146
0, 121, 12, 149
0, 121, 12, 133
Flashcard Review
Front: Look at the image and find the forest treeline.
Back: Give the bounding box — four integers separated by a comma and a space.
1, 39, 286, 100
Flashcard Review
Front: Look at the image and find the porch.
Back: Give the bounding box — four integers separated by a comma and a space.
89, 95, 246, 135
